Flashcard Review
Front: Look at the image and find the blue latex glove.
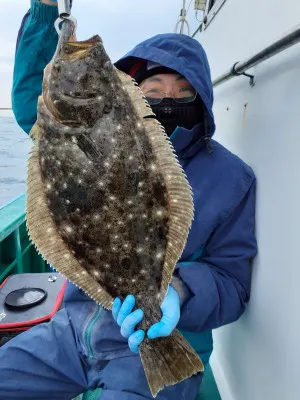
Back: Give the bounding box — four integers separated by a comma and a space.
112, 286, 180, 353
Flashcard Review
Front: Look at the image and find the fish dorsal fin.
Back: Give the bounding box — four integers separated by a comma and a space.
117, 70, 194, 299
26, 124, 114, 309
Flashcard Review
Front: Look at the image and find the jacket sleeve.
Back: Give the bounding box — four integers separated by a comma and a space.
12, 0, 59, 134
0, 309, 88, 399
176, 180, 257, 332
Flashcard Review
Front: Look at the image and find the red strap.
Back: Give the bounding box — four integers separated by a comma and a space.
128, 59, 146, 78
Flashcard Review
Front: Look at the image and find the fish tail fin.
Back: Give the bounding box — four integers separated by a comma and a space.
139, 328, 204, 397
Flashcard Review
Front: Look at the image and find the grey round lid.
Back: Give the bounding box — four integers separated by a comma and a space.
5, 288, 47, 309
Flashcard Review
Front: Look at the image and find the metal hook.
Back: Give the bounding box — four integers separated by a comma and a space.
55, 15, 77, 35
58, 0, 71, 18
231, 62, 255, 87
54, 0, 77, 34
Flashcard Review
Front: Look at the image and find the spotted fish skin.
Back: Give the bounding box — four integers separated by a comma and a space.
38, 26, 168, 302
27, 20, 203, 397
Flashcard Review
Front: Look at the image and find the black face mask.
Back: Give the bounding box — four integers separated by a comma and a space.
150, 97, 204, 136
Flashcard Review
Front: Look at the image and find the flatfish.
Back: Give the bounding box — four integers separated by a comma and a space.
26, 20, 204, 397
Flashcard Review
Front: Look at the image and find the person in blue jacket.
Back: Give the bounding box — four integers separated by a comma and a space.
0, 1, 257, 399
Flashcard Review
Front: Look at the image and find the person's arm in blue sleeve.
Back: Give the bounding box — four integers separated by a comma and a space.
0, 309, 88, 399
177, 180, 257, 332
12, 0, 59, 134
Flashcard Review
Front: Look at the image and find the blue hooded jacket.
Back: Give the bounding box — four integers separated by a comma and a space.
0, 2, 257, 399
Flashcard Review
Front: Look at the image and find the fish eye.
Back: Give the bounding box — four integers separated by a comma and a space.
53, 62, 61, 71
63, 44, 73, 54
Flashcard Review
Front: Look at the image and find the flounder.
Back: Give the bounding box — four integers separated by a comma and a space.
26, 20, 204, 397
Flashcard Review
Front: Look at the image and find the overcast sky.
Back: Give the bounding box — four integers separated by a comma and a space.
0, 0, 201, 113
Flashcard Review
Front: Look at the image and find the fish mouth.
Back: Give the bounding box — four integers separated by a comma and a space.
61, 35, 102, 60
55, 18, 102, 60
60, 92, 98, 100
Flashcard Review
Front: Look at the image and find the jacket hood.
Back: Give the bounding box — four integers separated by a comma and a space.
115, 33, 216, 138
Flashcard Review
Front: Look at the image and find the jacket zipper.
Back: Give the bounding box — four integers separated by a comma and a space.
84, 304, 103, 358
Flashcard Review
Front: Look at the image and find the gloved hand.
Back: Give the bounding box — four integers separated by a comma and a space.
112, 286, 180, 353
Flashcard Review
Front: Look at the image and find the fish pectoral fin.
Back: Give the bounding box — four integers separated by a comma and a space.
76, 133, 102, 162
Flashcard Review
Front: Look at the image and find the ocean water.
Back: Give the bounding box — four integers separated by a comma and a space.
0, 116, 31, 207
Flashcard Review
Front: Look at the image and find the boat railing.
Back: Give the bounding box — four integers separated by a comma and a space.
0, 194, 46, 281
213, 24, 300, 88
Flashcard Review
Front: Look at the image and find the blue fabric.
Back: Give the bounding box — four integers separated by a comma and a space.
0, 286, 203, 399
92, 356, 203, 400
0, 309, 88, 399
12, 0, 59, 134
4, 1, 257, 398
115, 34, 215, 139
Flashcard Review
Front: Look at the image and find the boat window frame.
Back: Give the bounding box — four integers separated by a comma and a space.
203, 0, 227, 29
